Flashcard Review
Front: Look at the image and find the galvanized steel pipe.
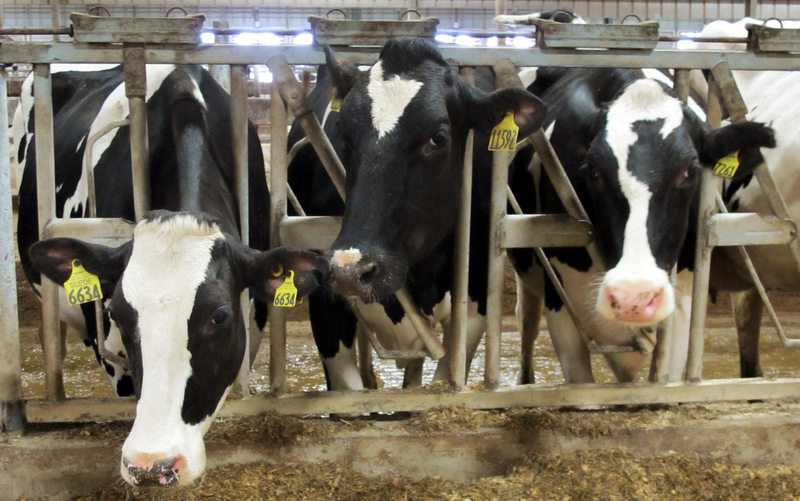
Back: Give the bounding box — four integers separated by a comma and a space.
123, 46, 151, 221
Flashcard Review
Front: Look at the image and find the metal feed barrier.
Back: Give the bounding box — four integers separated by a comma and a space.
3, 13, 800, 431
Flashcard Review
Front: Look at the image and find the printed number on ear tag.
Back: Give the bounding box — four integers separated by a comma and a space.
713, 151, 740, 179
64, 259, 103, 306
488, 112, 519, 152
273, 270, 298, 308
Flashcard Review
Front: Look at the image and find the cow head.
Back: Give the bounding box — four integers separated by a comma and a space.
29, 210, 328, 487
557, 76, 775, 325
324, 37, 546, 302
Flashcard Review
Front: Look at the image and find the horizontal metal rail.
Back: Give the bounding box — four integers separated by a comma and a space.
25, 378, 800, 423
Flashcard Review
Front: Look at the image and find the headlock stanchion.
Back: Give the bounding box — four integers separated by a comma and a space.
6, 15, 800, 429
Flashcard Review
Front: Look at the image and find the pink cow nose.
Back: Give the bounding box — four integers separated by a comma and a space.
605, 284, 664, 324
123, 454, 184, 487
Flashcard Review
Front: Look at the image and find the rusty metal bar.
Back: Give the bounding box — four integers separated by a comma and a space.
449, 130, 474, 390
33, 64, 64, 401
687, 75, 725, 382
122, 45, 150, 221
269, 78, 289, 395
231, 64, 252, 395
0, 68, 25, 433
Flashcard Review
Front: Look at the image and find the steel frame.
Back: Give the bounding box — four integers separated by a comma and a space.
3, 29, 800, 425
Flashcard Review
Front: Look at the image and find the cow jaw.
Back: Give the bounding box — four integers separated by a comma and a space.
120, 215, 223, 487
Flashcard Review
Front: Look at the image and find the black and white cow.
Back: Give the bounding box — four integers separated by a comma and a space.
287, 38, 546, 390
510, 66, 775, 383
16, 64, 328, 486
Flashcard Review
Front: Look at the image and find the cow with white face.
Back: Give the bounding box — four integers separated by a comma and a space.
31, 211, 328, 486
18, 64, 329, 486
511, 67, 775, 383
287, 37, 546, 389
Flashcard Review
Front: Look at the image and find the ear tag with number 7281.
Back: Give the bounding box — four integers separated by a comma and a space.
273, 270, 298, 308
488, 111, 519, 152
64, 259, 103, 306
713, 150, 740, 179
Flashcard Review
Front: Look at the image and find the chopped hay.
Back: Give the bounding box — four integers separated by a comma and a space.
205, 412, 340, 446
403, 404, 506, 434
73, 448, 800, 501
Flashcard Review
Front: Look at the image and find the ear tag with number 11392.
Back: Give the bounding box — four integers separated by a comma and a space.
488, 111, 519, 152
273, 270, 298, 308
64, 259, 103, 306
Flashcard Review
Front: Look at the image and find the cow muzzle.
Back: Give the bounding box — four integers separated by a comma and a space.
122, 455, 185, 487
597, 272, 674, 326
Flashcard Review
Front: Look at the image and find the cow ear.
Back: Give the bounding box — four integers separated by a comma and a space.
324, 45, 359, 100
246, 247, 330, 303
699, 121, 776, 178
28, 238, 130, 291
469, 87, 547, 139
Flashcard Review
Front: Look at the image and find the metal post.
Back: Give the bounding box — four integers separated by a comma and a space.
673, 69, 690, 103
0, 68, 26, 433
485, 147, 513, 389
449, 130, 473, 390
208, 21, 231, 93
231, 64, 251, 396
123, 45, 150, 221
34, 64, 64, 401
269, 80, 288, 394
687, 76, 724, 382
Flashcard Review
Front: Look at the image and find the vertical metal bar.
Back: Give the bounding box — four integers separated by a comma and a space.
0, 68, 26, 432
269, 80, 288, 395
123, 45, 150, 221
687, 77, 724, 382
231, 64, 251, 396
485, 148, 514, 389
450, 130, 473, 390
34, 64, 64, 401
673, 69, 690, 103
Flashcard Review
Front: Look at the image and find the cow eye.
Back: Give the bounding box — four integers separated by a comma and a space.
678, 163, 700, 188
429, 127, 449, 148
211, 306, 232, 326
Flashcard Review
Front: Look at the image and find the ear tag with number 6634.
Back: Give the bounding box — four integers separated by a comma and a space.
488, 111, 519, 152
273, 270, 298, 308
64, 259, 103, 306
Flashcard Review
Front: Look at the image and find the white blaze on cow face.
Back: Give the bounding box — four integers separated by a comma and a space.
120, 215, 223, 487
368, 60, 424, 138
596, 79, 683, 325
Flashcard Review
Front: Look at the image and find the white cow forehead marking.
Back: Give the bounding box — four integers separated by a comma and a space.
604, 79, 684, 276
368, 60, 424, 139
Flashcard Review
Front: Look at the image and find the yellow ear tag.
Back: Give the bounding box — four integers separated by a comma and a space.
330, 90, 342, 113
63, 259, 103, 306
273, 270, 298, 308
488, 111, 519, 152
713, 151, 740, 179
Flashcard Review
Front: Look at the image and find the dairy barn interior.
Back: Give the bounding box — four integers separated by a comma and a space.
3, 1, 800, 499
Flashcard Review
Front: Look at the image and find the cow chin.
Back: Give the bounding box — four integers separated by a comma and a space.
595, 267, 676, 326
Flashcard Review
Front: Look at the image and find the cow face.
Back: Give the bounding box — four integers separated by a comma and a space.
29, 211, 328, 487
570, 78, 774, 325
324, 37, 546, 303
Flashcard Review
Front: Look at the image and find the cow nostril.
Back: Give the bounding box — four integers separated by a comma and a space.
358, 262, 377, 286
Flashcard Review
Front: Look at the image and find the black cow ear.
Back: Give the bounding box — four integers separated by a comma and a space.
28, 238, 130, 290
324, 45, 359, 100
247, 247, 330, 303
700, 121, 776, 178
469, 87, 547, 139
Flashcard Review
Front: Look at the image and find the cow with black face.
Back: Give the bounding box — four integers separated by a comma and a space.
18, 64, 329, 486
511, 67, 775, 383
289, 37, 546, 389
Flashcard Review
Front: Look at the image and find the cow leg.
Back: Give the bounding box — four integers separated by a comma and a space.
516, 271, 544, 385
431, 301, 486, 384
402, 359, 424, 388
357, 322, 379, 389
309, 292, 363, 391
546, 310, 594, 384
732, 288, 764, 378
